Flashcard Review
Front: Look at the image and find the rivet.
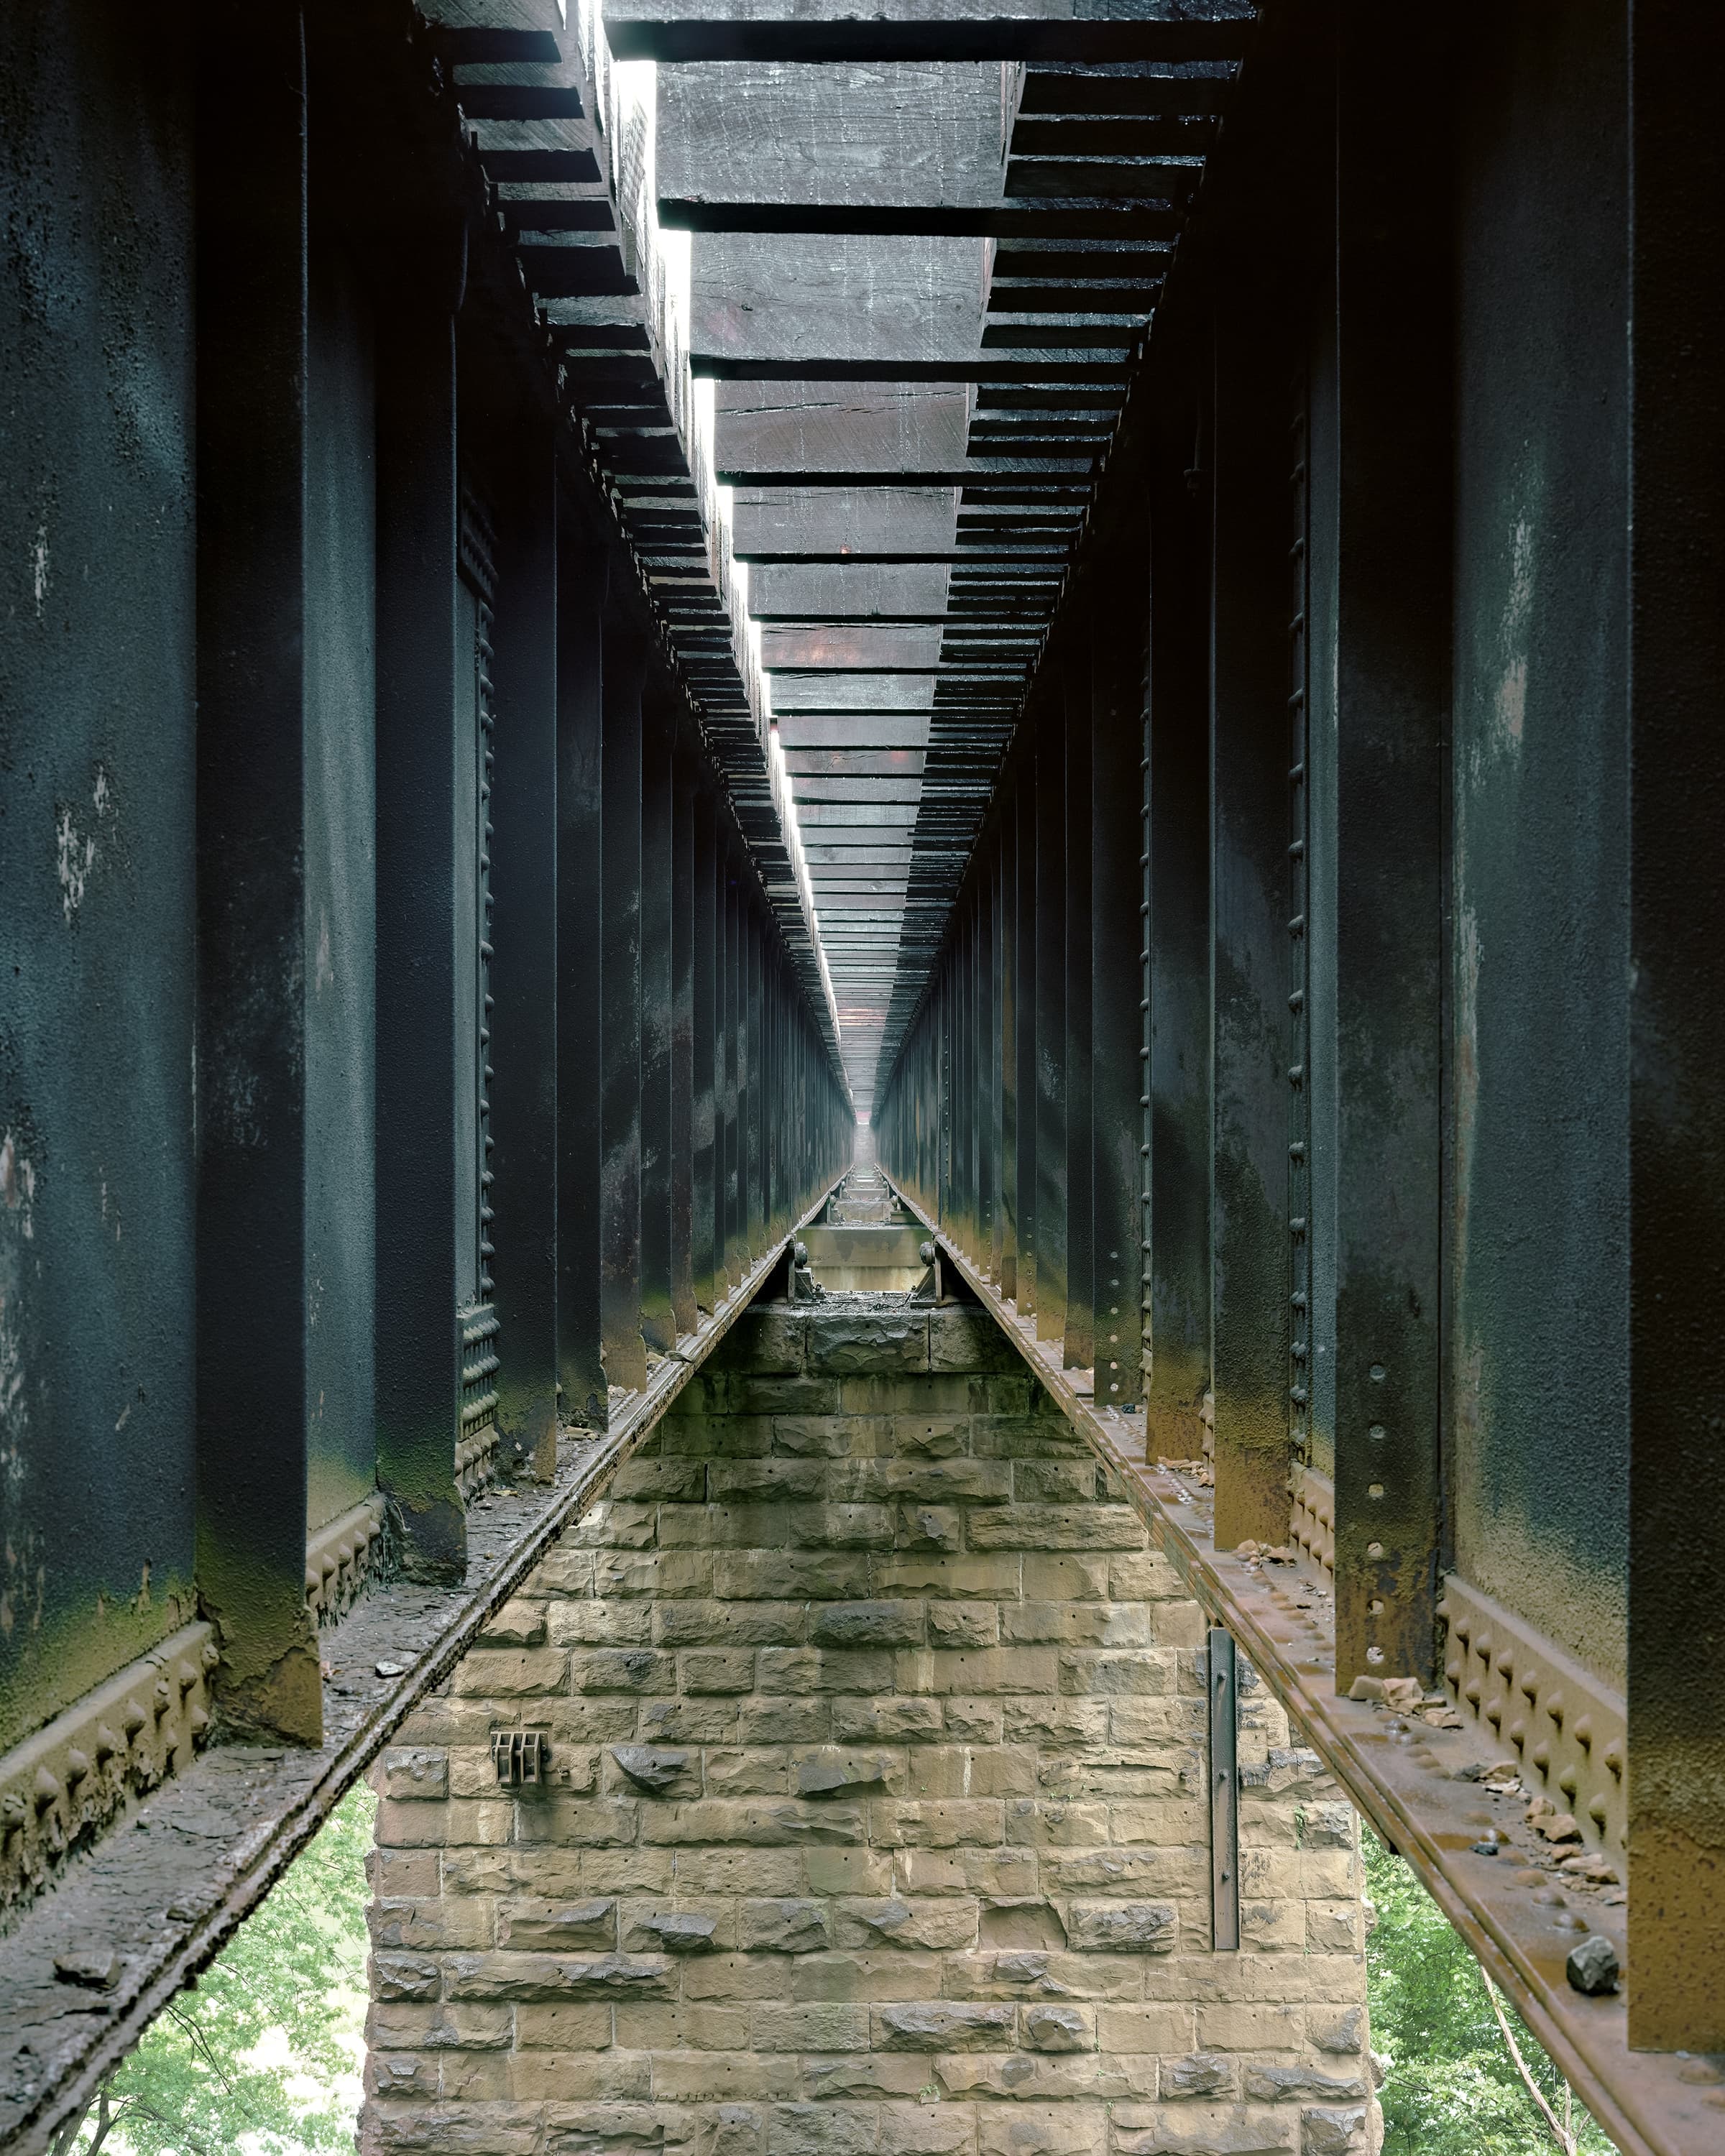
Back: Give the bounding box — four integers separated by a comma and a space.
121, 1700, 147, 1738
65, 1750, 90, 1784
33, 1766, 61, 1810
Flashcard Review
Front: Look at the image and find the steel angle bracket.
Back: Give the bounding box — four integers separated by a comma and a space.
882, 1177, 1723, 2156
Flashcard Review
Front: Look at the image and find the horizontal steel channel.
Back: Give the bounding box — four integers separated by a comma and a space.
885, 1177, 1713, 2156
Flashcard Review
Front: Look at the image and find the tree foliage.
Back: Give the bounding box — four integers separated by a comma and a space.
63, 1782, 374, 2156
1365, 1828, 1616, 2156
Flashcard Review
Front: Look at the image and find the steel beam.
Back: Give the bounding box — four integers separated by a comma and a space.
1064, 619, 1096, 1374
640, 676, 677, 1355
600, 622, 648, 1396
194, 7, 323, 1741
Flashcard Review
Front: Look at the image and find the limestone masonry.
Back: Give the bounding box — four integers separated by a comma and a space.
363, 1304, 1379, 2156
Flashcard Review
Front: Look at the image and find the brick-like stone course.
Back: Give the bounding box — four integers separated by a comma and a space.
363, 1305, 1379, 2156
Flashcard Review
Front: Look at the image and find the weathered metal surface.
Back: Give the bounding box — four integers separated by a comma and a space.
1063, 619, 1096, 1373
599, 625, 649, 1396
1208, 1625, 1241, 1952
898, 1194, 1722, 2156
194, 4, 323, 1744
1325, 11, 1447, 1697
0, 1206, 837, 2156
0, 0, 200, 1757
1627, 0, 1725, 2054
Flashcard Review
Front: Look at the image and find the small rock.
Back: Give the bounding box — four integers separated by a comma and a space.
55, 1948, 119, 1991
1565, 1934, 1620, 1995
1532, 1811, 1583, 1845
1264, 1544, 1295, 1564
1381, 1677, 1424, 1713
1348, 1674, 1386, 1704
1471, 1841, 1499, 1857
374, 1661, 408, 1679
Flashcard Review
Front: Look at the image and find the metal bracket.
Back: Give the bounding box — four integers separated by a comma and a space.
1208, 1625, 1241, 1951
491, 1730, 548, 1787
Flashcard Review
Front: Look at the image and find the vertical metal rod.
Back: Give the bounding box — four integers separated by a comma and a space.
599, 621, 646, 1397
690, 782, 717, 1313
1091, 540, 1149, 1412
1035, 688, 1069, 1346
669, 729, 697, 1339
1065, 623, 1096, 1373
486, 423, 559, 1482
194, 9, 323, 1740
638, 678, 675, 1355
996, 802, 1016, 1298
1208, 1626, 1241, 1952
374, 247, 467, 1575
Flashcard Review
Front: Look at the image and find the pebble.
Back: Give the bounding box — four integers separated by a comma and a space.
1565, 1934, 1620, 1996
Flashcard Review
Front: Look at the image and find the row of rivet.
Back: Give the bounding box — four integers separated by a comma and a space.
1289, 1461, 1337, 1578
0, 1620, 216, 1929
304, 1493, 390, 1625
1438, 1574, 1627, 1851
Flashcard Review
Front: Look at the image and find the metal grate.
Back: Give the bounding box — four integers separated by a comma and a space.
1287, 379, 1312, 1462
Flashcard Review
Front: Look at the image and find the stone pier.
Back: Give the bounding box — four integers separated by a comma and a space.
362, 1304, 1379, 2156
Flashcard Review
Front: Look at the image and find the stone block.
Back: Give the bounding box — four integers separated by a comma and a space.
504, 2053, 646, 2101
904, 1646, 1060, 1697
928, 1309, 1018, 1371
1243, 2067, 1366, 2104
944, 1700, 1005, 1743
831, 1695, 944, 1742
794, 1748, 903, 1797
786, 1502, 898, 1549
729, 1309, 809, 1373
1021, 2004, 1094, 2053
638, 1698, 745, 1746
908, 1746, 1034, 1800
612, 2004, 750, 2050
610, 1457, 707, 1501
876, 2102, 980, 2155
643, 1798, 866, 1848
703, 1749, 792, 1796
810, 1600, 927, 1649
381, 1749, 451, 1802
773, 1415, 893, 1458
1108, 2106, 1297, 2155
1305, 2008, 1366, 2057
360, 2102, 540, 2154
928, 1603, 1000, 1648
1065, 1902, 1178, 1954
1003, 1799, 1110, 1848
1021, 1554, 1111, 1602
895, 1504, 965, 1552
716, 1552, 873, 1600
570, 1501, 658, 1549
479, 1603, 549, 1648
1058, 1651, 1174, 1698
736, 1696, 834, 1745
976, 2106, 1110, 2156
372, 1954, 442, 2004
1300, 2109, 1371, 2155
740, 1899, 834, 1952
451, 1649, 569, 1697
799, 2058, 932, 2103
443, 1953, 674, 2002
753, 2004, 871, 2053
756, 1647, 896, 1695
622, 1906, 727, 1954
497, 1899, 617, 1950
871, 1799, 1004, 1848
806, 1314, 929, 1373
1162, 2055, 1237, 2100
803, 1848, 896, 1897
875, 2001, 1017, 2053
658, 1417, 774, 1459
966, 1505, 1147, 1552
681, 1648, 760, 1694
653, 2053, 801, 2103
655, 1600, 806, 1648
1108, 1554, 1186, 1601
765, 2105, 880, 2156
875, 1554, 1024, 1599
512, 1799, 640, 1848
678, 1953, 798, 2003
572, 1649, 676, 1695
935, 2056, 1103, 2101
512, 2004, 616, 2049
658, 1502, 794, 1549
892, 1414, 971, 1458
834, 1896, 980, 1951
708, 1459, 829, 1501
789, 1951, 943, 2003
1012, 1461, 1100, 1505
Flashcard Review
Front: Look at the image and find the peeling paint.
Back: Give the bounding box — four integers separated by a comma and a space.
29, 524, 47, 614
